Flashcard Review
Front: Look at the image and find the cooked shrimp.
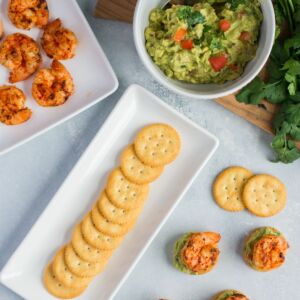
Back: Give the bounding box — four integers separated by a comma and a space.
227, 295, 249, 300
0, 33, 41, 83
32, 60, 74, 107
41, 18, 77, 60
0, 20, 4, 40
252, 235, 289, 271
8, 0, 49, 30
0, 86, 32, 125
181, 232, 221, 273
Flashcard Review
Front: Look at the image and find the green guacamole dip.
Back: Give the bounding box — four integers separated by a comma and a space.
145, 0, 263, 84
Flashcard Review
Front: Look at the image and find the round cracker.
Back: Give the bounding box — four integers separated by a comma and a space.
44, 264, 86, 299
213, 166, 253, 212
120, 145, 164, 184
243, 174, 286, 217
106, 168, 149, 210
91, 205, 133, 237
134, 123, 181, 167
64, 244, 106, 277
52, 247, 92, 289
97, 191, 141, 225
72, 224, 112, 263
81, 213, 123, 250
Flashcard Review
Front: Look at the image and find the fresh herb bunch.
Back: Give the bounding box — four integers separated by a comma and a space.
237, 0, 300, 163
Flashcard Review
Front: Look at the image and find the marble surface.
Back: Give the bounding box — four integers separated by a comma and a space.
0, 0, 300, 299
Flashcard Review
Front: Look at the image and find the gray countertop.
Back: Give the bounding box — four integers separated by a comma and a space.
1, 0, 300, 299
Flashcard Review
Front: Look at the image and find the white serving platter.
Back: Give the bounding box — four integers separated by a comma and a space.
0, 0, 118, 155
0, 85, 219, 300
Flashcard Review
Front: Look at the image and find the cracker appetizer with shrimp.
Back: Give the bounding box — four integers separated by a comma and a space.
0, 33, 41, 83
213, 290, 249, 300
41, 18, 78, 60
173, 232, 221, 275
243, 227, 289, 272
8, 0, 49, 30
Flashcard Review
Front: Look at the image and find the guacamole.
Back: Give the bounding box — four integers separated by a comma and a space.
145, 0, 263, 84
173, 233, 196, 275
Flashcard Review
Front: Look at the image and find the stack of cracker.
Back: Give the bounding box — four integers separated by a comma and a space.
44, 123, 181, 299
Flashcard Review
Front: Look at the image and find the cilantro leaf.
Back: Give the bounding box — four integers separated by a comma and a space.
210, 37, 223, 50
285, 72, 297, 95
282, 59, 300, 76
230, 0, 246, 10
177, 7, 206, 28
236, 77, 265, 104
187, 11, 206, 27
263, 81, 288, 103
271, 137, 300, 163
177, 7, 193, 20
236, 78, 287, 105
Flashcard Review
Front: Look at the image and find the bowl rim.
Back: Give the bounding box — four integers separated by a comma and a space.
133, 0, 276, 100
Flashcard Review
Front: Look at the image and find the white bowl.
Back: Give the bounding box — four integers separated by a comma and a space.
133, 0, 275, 100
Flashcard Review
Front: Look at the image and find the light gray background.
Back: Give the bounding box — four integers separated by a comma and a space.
0, 0, 299, 299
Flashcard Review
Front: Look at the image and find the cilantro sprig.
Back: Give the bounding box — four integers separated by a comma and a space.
236, 0, 300, 163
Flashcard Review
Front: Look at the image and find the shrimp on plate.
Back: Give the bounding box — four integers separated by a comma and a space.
0, 33, 41, 83
181, 232, 221, 274
41, 18, 78, 60
8, 0, 49, 30
32, 60, 75, 107
0, 86, 32, 125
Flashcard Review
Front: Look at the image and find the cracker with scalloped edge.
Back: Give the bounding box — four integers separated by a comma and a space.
134, 123, 181, 167
243, 174, 286, 217
213, 166, 253, 212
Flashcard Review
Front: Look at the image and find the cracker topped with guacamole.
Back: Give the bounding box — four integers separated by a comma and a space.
243, 227, 289, 272
173, 232, 221, 275
145, 0, 263, 84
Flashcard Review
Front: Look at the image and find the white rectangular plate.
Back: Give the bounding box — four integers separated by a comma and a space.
0, 0, 118, 155
0, 85, 218, 300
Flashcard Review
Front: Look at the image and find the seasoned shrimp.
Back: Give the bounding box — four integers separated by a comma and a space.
0, 20, 4, 40
252, 235, 289, 271
0, 33, 41, 83
0, 86, 32, 125
8, 0, 49, 30
227, 295, 249, 300
32, 60, 75, 107
181, 232, 221, 274
41, 18, 78, 60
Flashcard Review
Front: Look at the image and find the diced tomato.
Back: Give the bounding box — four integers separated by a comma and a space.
228, 64, 239, 72
209, 54, 228, 72
181, 39, 194, 50
173, 28, 186, 42
239, 31, 251, 41
219, 19, 231, 32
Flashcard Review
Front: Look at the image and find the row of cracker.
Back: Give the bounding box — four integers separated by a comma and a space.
44, 124, 181, 299
213, 166, 286, 217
